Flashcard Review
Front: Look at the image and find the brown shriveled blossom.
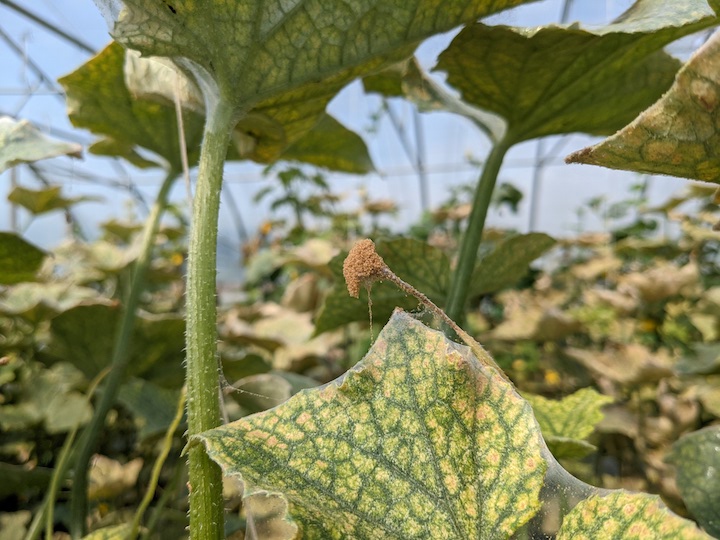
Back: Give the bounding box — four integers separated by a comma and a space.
343, 239, 388, 298
342, 238, 511, 383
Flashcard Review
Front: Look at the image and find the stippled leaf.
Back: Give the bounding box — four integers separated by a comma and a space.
667, 426, 720, 536
109, 0, 539, 112
0, 233, 45, 285
197, 311, 547, 539
436, 1, 715, 145
567, 30, 720, 183
314, 238, 450, 335
556, 491, 711, 539
525, 388, 613, 460
8, 185, 100, 215
102, 0, 540, 171
470, 233, 555, 297
0, 116, 81, 173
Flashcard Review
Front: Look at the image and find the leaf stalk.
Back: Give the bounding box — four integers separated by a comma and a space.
445, 138, 511, 322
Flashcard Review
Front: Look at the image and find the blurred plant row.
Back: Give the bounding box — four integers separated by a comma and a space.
1, 166, 719, 536
2, 1, 720, 537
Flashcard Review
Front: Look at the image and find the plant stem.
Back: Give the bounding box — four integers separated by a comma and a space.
185, 98, 235, 540
445, 138, 511, 323
69, 170, 178, 538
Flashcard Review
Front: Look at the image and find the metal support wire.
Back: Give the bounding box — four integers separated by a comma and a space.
382, 98, 430, 211
0, 25, 65, 102
0, 0, 95, 54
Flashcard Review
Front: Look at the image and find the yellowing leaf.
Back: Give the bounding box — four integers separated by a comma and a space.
565, 344, 674, 385
619, 261, 699, 302
525, 388, 613, 460
557, 491, 711, 539
567, 30, 720, 183
197, 311, 547, 538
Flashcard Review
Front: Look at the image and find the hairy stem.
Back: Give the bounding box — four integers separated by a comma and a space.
185, 98, 235, 540
445, 138, 511, 323
69, 170, 178, 538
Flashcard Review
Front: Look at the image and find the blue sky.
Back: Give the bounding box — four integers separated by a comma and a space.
0, 0, 704, 282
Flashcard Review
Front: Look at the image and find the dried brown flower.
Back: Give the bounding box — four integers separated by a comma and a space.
343, 239, 388, 298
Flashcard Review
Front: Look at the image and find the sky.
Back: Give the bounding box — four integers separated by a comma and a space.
0, 0, 708, 283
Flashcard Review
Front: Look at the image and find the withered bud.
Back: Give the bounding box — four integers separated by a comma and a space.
343, 239, 388, 298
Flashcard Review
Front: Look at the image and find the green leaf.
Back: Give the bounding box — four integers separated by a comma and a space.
556, 491, 711, 539
59, 42, 205, 171
567, 30, 720, 183
228, 373, 294, 414
88, 138, 159, 169
470, 233, 555, 297
197, 311, 547, 538
8, 185, 100, 215
0, 463, 52, 499
436, 1, 715, 145
525, 388, 613, 460
313, 238, 450, 335
0, 232, 45, 285
117, 378, 182, 440
280, 114, 374, 174
220, 353, 272, 383
667, 426, 720, 537
48, 305, 185, 382
363, 57, 507, 143
0, 116, 82, 173
313, 276, 416, 336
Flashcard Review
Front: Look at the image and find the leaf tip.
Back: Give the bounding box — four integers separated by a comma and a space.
565, 146, 594, 164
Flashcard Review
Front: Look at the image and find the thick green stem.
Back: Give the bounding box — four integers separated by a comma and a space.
445, 138, 511, 323
185, 98, 235, 540
69, 170, 178, 538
